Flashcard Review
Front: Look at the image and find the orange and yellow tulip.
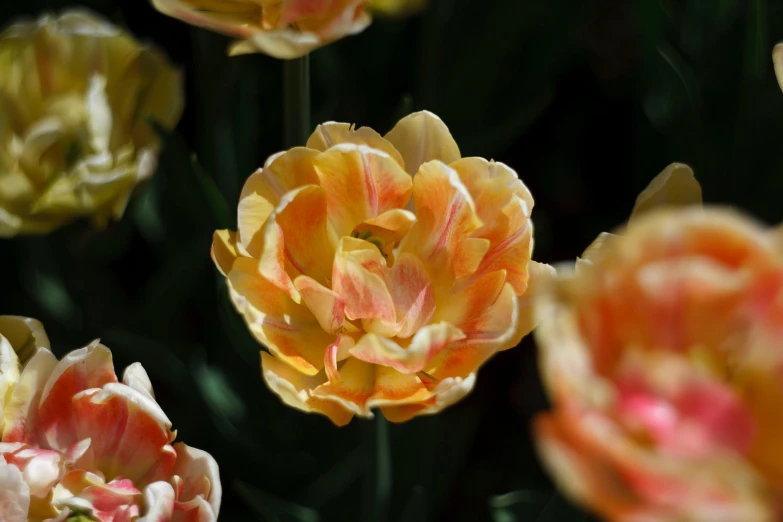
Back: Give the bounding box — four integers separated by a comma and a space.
212, 111, 552, 425
150, 0, 423, 59
534, 166, 783, 521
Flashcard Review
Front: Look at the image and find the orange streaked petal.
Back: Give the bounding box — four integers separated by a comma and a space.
350, 322, 465, 375
311, 358, 375, 417
332, 237, 396, 330
294, 276, 346, 335
400, 160, 482, 287
259, 185, 335, 297
367, 366, 429, 408
313, 143, 412, 237
229, 257, 334, 375
307, 122, 404, 166
211, 230, 240, 277
384, 111, 461, 175
389, 253, 435, 338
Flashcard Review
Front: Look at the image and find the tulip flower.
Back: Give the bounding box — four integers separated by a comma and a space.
0, 10, 183, 237
150, 0, 424, 59
533, 166, 783, 520
213, 111, 552, 425
0, 317, 221, 522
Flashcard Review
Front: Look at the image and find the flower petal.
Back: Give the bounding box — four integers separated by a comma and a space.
259, 185, 335, 296
121, 362, 155, 401
0, 457, 30, 522
3, 349, 58, 443
307, 122, 404, 167
400, 160, 482, 288
332, 237, 396, 332
311, 358, 375, 417
0, 316, 51, 361
294, 276, 347, 335
350, 322, 465, 374
229, 258, 333, 375
235, 147, 321, 256
389, 253, 436, 338
313, 143, 412, 237
210, 230, 240, 277
36, 343, 118, 451
629, 163, 702, 222
384, 111, 461, 175
170, 442, 221, 519
138, 481, 175, 522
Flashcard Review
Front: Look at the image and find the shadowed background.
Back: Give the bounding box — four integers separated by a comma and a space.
2, 0, 783, 520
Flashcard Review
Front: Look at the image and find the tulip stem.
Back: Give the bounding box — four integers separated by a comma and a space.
362, 412, 392, 522
283, 55, 311, 148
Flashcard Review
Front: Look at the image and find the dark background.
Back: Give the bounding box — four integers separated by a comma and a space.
2, 1, 783, 520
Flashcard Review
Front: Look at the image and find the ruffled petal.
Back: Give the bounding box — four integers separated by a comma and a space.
229, 258, 333, 375
259, 185, 335, 296
388, 253, 436, 338
36, 344, 118, 451
384, 111, 461, 175
170, 443, 221, 520
400, 160, 482, 288
629, 163, 702, 222
313, 143, 412, 237
307, 122, 404, 167
350, 322, 464, 375
0, 316, 51, 361
138, 481, 175, 522
0, 457, 30, 522
294, 276, 347, 335
67, 384, 175, 485
3, 349, 59, 443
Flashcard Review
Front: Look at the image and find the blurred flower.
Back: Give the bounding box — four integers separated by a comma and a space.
533, 167, 783, 520
151, 0, 423, 59
773, 43, 783, 92
0, 318, 221, 522
0, 10, 183, 237
213, 111, 552, 425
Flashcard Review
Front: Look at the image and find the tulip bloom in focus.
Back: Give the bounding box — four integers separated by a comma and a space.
212, 111, 551, 425
150, 0, 423, 59
0, 317, 221, 522
533, 166, 783, 520
0, 10, 183, 237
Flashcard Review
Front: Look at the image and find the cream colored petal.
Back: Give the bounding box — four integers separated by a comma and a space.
121, 362, 155, 400
0, 317, 48, 360
2, 348, 58, 443
307, 122, 404, 166
228, 257, 333, 375
0, 457, 30, 522
171, 442, 222, 519
384, 111, 461, 175
629, 163, 702, 222
774, 43, 783, 93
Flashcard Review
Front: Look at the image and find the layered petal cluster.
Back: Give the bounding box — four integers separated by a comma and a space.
0, 317, 221, 522
213, 111, 550, 425
150, 0, 422, 59
534, 170, 783, 520
0, 10, 183, 236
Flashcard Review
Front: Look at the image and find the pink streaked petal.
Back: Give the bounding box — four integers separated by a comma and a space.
172, 495, 216, 522
294, 276, 347, 335
389, 253, 436, 339
350, 322, 465, 375
313, 143, 412, 237
68, 384, 174, 485
324, 336, 352, 384
37, 343, 118, 451
259, 185, 335, 294
428, 283, 518, 379
400, 160, 482, 288
332, 237, 396, 328
228, 258, 332, 376
8, 446, 62, 498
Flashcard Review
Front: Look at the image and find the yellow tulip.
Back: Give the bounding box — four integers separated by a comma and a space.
151, 0, 423, 59
0, 10, 184, 237
534, 166, 783, 520
213, 111, 552, 425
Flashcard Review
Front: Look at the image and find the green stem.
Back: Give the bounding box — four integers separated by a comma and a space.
363, 412, 392, 522
283, 55, 311, 148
